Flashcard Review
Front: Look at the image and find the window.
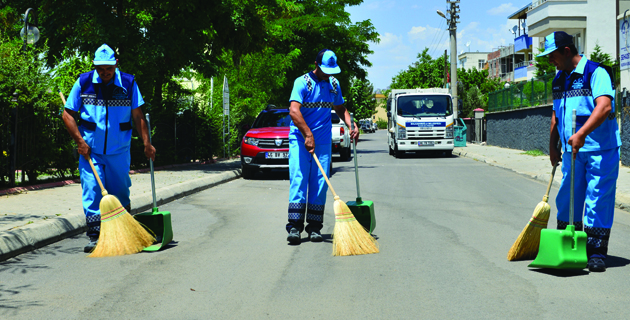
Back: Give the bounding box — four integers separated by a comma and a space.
478, 59, 485, 69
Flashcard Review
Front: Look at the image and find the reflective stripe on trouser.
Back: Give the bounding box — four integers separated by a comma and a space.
79, 152, 132, 237
286, 140, 331, 233
556, 148, 619, 258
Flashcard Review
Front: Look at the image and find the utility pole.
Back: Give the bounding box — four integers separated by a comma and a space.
448, 0, 460, 119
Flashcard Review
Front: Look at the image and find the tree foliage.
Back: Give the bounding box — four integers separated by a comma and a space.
345, 78, 376, 120
0, 0, 379, 183
534, 47, 556, 77
589, 43, 614, 67
390, 48, 447, 89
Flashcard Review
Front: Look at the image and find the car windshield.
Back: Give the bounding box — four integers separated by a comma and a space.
252, 111, 292, 128
397, 95, 452, 117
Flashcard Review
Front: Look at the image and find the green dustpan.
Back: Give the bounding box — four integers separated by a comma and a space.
346, 114, 376, 233
529, 109, 587, 269
134, 113, 174, 251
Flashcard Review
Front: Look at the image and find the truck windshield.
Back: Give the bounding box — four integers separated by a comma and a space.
397, 95, 452, 117
252, 111, 292, 128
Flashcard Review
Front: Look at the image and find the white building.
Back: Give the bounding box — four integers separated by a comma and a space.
457, 52, 491, 71
527, 0, 617, 59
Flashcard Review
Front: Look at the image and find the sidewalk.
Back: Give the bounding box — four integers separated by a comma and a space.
0, 159, 242, 261
454, 144, 630, 211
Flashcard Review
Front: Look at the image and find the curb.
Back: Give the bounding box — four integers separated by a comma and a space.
0, 169, 241, 262
453, 149, 630, 213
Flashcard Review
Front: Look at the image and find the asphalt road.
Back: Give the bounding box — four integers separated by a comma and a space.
2, 131, 630, 319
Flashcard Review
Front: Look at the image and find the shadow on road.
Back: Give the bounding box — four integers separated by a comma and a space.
529, 268, 590, 277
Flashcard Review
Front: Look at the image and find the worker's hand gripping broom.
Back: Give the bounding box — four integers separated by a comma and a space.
59, 91, 155, 257
312, 154, 378, 256
507, 162, 558, 261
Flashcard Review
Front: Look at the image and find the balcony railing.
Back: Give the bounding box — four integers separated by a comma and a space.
515, 60, 534, 69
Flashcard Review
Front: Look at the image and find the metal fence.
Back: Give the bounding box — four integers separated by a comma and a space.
488, 73, 555, 112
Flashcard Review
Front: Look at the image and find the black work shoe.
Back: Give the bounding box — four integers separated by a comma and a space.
287, 228, 301, 245
588, 258, 606, 272
309, 230, 323, 242
84, 236, 98, 253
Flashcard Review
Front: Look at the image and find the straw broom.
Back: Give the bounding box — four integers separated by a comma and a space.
507, 162, 558, 261
59, 91, 154, 257
312, 154, 378, 256
85, 158, 155, 257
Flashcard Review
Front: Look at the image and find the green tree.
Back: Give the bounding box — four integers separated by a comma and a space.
589, 43, 614, 67
390, 48, 447, 89
346, 78, 376, 120
534, 47, 556, 77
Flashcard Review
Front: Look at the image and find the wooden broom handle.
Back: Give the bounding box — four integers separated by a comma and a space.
59, 90, 107, 197
545, 162, 558, 197
312, 153, 338, 198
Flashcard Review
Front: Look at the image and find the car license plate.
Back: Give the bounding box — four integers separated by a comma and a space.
418, 141, 434, 146
265, 152, 288, 159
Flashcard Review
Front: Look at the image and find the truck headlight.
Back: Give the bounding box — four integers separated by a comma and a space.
397, 126, 406, 139
244, 136, 259, 146
446, 126, 453, 138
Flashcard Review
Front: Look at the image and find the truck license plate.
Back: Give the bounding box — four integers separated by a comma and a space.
265, 152, 289, 159
418, 141, 434, 146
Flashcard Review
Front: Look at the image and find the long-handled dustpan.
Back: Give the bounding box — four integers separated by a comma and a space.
134, 113, 174, 251
529, 109, 587, 269
345, 114, 376, 233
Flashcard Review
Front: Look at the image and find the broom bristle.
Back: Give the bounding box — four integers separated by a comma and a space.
507, 196, 551, 261
88, 194, 155, 258
332, 197, 379, 256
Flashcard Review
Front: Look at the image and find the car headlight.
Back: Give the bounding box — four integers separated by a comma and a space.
397, 126, 406, 139
445, 126, 453, 138
244, 136, 259, 146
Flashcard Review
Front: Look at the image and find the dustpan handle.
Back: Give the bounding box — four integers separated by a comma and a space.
570, 109, 576, 226
146, 113, 157, 209
350, 113, 361, 201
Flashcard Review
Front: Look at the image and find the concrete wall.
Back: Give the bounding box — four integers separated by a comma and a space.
486, 105, 553, 154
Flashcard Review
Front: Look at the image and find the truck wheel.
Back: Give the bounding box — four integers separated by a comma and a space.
241, 165, 256, 179
340, 147, 351, 161
394, 145, 403, 158
329, 160, 333, 176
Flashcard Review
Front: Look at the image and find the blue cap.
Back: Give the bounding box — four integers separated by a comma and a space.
316, 49, 341, 74
93, 44, 117, 65
537, 31, 573, 57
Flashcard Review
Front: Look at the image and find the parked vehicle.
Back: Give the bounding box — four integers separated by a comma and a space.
240, 105, 291, 179
372, 120, 378, 132
331, 110, 351, 161
387, 88, 455, 157
240, 104, 332, 179
360, 119, 374, 133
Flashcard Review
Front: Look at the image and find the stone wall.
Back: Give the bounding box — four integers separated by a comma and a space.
487, 105, 630, 165
486, 105, 553, 154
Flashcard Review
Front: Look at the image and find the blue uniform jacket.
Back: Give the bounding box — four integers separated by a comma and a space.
552, 56, 620, 153
65, 69, 144, 155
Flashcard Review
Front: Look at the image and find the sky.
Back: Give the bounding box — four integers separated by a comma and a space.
346, 0, 530, 90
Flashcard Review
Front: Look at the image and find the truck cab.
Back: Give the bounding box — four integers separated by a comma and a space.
387, 88, 455, 157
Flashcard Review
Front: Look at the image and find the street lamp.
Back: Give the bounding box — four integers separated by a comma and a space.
436, 10, 446, 18
20, 8, 40, 51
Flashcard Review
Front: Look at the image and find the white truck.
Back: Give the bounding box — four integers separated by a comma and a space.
331, 110, 351, 161
386, 88, 455, 157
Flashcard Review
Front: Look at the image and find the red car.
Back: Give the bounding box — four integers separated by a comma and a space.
241, 105, 291, 179
241, 105, 332, 179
